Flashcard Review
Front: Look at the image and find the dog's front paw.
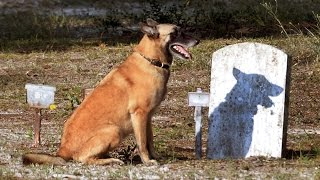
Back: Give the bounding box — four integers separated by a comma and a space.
150, 151, 160, 160
144, 159, 158, 166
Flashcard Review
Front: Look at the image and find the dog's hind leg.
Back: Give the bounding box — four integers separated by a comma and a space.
73, 126, 124, 165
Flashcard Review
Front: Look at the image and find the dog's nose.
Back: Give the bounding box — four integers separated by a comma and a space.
195, 39, 200, 45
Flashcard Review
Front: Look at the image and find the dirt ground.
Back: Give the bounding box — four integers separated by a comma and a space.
0, 34, 320, 179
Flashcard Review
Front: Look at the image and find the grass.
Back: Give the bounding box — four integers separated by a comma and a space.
0, 1, 320, 178
1, 35, 320, 178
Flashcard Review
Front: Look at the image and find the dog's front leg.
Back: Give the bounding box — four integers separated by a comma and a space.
147, 118, 159, 159
131, 109, 158, 165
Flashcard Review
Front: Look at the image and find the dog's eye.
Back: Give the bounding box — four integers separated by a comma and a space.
170, 31, 179, 37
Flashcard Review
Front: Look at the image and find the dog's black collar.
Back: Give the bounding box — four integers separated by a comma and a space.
138, 53, 170, 70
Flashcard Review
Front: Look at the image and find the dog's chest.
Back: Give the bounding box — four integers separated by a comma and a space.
153, 83, 167, 104
148, 75, 168, 107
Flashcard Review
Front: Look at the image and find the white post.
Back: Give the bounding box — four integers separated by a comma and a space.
194, 88, 203, 159
188, 88, 209, 159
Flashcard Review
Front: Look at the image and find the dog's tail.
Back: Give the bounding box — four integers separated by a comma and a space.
22, 153, 66, 165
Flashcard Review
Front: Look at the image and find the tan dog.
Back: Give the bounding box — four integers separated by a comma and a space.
23, 18, 199, 165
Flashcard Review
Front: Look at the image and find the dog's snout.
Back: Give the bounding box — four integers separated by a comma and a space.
194, 39, 200, 46
189, 38, 200, 47
183, 33, 200, 46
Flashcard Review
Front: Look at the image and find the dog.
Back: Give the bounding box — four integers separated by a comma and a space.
208, 68, 283, 158
22, 18, 199, 165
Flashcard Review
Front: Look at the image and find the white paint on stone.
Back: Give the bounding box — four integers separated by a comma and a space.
207, 42, 288, 159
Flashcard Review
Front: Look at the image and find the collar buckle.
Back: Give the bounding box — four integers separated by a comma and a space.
138, 52, 170, 70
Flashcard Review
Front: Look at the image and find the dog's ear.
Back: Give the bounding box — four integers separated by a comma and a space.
146, 18, 159, 27
232, 68, 243, 80
140, 22, 159, 38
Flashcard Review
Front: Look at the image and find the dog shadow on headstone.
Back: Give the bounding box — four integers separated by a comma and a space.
208, 67, 284, 158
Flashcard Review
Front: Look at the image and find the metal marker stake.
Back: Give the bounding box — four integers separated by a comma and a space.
194, 101, 202, 159
188, 88, 209, 159
33, 108, 41, 147
25, 84, 56, 147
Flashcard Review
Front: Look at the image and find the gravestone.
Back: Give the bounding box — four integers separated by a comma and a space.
207, 42, 289, 159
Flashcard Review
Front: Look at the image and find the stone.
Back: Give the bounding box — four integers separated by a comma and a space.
207, 42, 289, 159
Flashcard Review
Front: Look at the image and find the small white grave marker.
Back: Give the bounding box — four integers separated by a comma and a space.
25, 83, 56, 147
25, 84, 56, 108
207, 42, 289, 159
188, 88, 210, 107
188, 88, 209, 159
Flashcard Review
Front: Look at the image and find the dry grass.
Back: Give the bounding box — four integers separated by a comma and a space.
0, 34, 320, 178
0, 1, 320, 177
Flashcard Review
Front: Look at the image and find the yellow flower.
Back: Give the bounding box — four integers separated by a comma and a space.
49, 104, 57, 110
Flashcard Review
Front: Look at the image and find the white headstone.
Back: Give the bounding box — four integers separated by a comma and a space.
207, 42, 289, 159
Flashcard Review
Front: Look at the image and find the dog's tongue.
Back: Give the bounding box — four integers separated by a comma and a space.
173, 45, 191, 59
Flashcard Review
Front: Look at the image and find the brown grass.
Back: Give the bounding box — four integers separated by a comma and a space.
0, 34, 320, 178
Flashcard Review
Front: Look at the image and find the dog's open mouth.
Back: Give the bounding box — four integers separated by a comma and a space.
169, 44, 192, 60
